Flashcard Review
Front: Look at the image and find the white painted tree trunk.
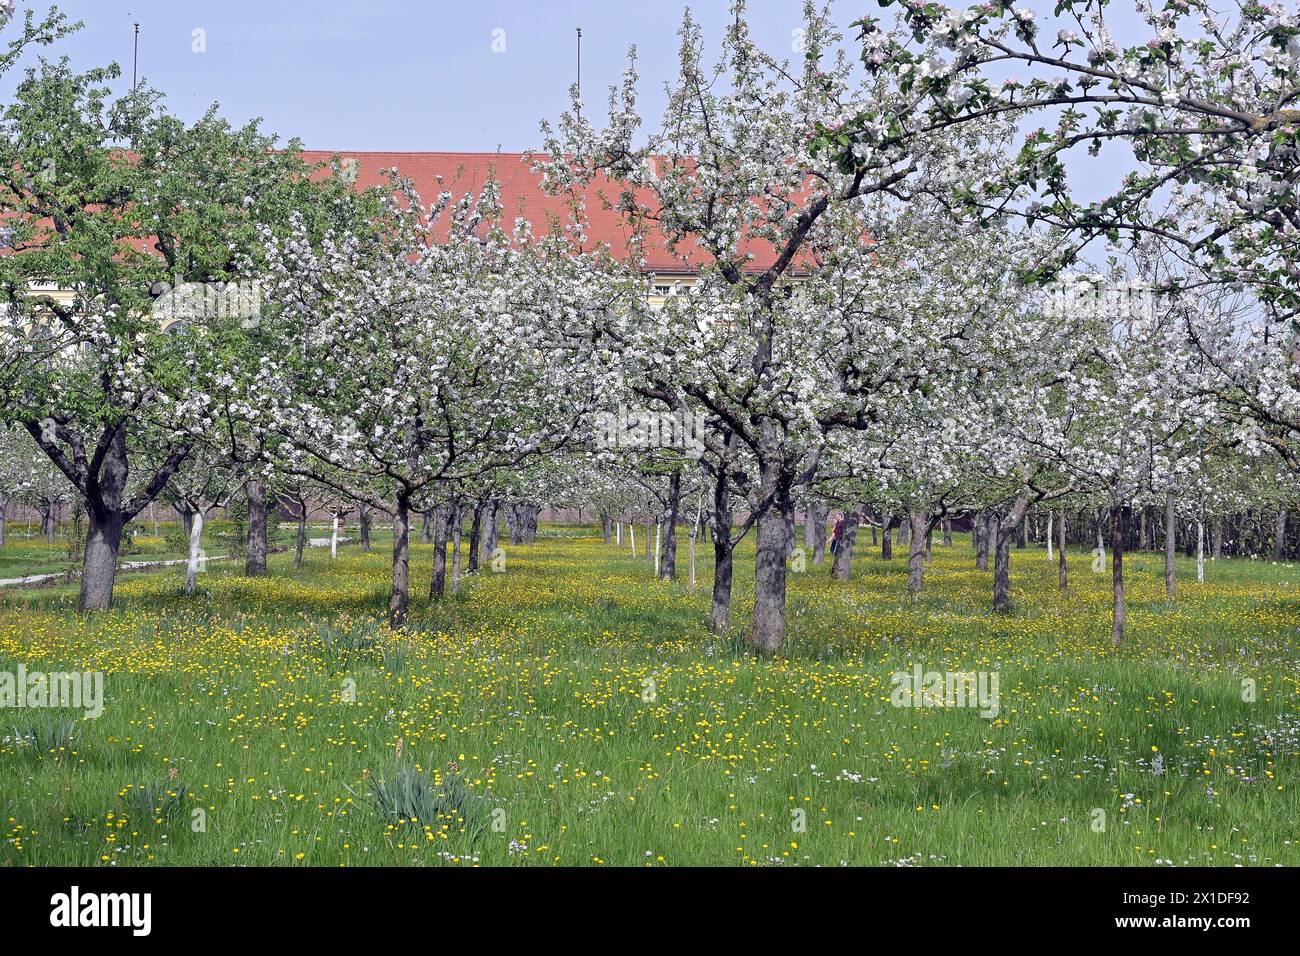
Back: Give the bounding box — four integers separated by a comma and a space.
331, 513, 340, 559
630, 523, 636, 556
1196, 518, 1205, 583
1047, 510, 1054, 562
689, 534, 696, 589
654, 520, 661, 577
184, 510, 205, 595
616, 521, 622, 546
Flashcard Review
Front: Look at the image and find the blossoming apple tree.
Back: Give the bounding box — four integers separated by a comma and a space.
243, 174, 629, 626
540, 1, 1069, 651
0, 18, 337, 609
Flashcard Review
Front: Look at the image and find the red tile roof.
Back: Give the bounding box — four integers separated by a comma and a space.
300, 150, 801, 276
2, 150, 814, 276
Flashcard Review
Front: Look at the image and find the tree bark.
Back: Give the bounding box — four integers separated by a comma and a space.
1212, 519, 1223, 559
974, 511, 989, 570
76, 427, 136, 612
1274, 508, 1288, 560
993, 499, 1029, 612
468, 501, 483, 573
1111, 504, 1126, 646
359, 504, 372, 552
184, 509, 205, 595
709, 465, 734, 633
942, 518, 952, 547
881, 514, 894, 560
389, 492, 411, 628
430, 505, 448, 600
294, 503, 307, 570
750, 463, 791, 654
1058, 507, 1068, 590
812, 504, 827, 564
486, 500, 500, 557
450, 502, 463, 592
1165, 490, 1177, 600
661, 471, 681, 580
244, 477, 268, 575
831, 507, 860, 581
80, 508, 124, 611
907, 510, 928, 595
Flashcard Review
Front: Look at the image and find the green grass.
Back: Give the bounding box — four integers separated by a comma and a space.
0, 528, 1296, 866
0, 519, 321, 582
0, 526, 199, 582
0, 538, 73, 579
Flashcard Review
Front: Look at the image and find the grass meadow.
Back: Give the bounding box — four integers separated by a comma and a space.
0, 535, 189, 582
1, 527, 1297, 866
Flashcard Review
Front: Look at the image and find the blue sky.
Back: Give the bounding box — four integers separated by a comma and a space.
2, 0, 1146, 215
15, 0, 836, 152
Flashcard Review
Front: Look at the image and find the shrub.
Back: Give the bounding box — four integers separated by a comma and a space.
120, 781, 190, 824
7, 716, 79, 757
351, 759, 488, 839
